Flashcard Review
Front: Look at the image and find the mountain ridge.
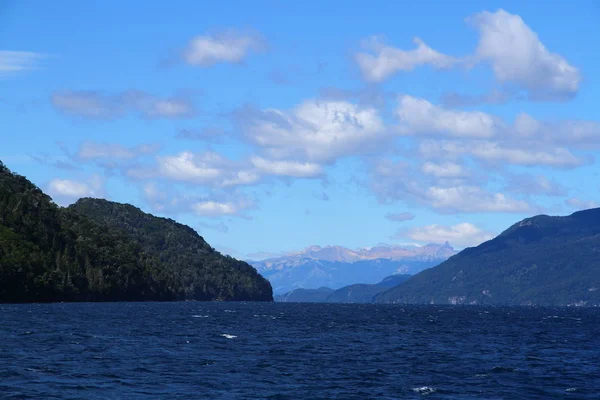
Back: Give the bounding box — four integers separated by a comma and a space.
377, 208, 600, 306
275, 274, 412, 303
0, 161, 273, 303
251, 243, 455, 294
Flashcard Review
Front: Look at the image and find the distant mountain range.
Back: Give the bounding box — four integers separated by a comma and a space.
249, 243, 455, 294
276, 274, 412, 303
377, 208, 600, 306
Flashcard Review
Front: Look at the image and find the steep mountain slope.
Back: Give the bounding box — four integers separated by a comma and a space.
377, 209, 600, 306
251, 243, 455, 294
274, 287, 334, 303
327, 274, 412, 303
275, 274, 412, 303
0, 161, 272, 303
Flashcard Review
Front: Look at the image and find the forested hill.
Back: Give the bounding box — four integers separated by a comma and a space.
0, 161, 273, 303
376, 208, 600, 306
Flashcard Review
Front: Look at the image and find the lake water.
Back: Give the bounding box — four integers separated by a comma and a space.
1, 302, 599, 399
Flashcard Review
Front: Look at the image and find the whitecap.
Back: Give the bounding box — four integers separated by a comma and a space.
412, 386, 436, 395
192, 315, 209, 318
221, 334, 237, 339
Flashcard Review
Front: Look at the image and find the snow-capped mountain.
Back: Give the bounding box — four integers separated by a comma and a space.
249, 243, 456, 294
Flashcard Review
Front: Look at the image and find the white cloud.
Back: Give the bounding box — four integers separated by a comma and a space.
139, 181, 254, 218
137, 148, 328, 188
239, 99, 385, 162
157, 151, 225, 184
140, 98, 195, 118
466, 142, 583, 167
78, 141, 160, 160
425, 185, 531, 213
565, 198, 599, 210
400, 222, 495, 248
155, 151, 268, 187
367, 159, 532, 214
51, 90, 196, 120
468, 9, 581, 100
183, 30, 264, 66
192, 201, 240, 217
355, 10, 580, 101
396, 95, 500, 138
47, 175, 105, 205
419, 139, 584, 168
385, 212, 415, 222
399, 97, 598, 162
422, 161, 469, 178
0, 51, 44, 76
355, 36, 458, 82
251, 157, 323, 178
221, 171, 261, 187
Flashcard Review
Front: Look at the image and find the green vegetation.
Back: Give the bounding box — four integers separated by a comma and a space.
327, 274, 411, 303
377, 210, 600, 306
275, 274, 412, 303
275, 287, 334, 303
0, 161, 273, 303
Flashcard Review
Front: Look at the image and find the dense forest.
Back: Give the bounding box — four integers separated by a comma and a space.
0, 161, 273, 303
377, 209, 600, 306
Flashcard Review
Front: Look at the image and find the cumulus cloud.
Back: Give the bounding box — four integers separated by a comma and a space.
250, 157, 323, 178
368, 159, 532, 214
157, 151, 230, 184
47, 175, 105, 205
402, 98, 590, 169
154, 151, 260, 187
425, 185, 531, 213
130, 147, 328, 188
356, 10, 580, 101
355, 36, 458, 82
396, 95, 500, 138
192, 201, 238, 216
396, 222, 495, 248
468, 9, 581, 100
141, 181, 254, 218
0, 51, 45, 76
236, 99, 386, 163
182, 29, 265, 67
191, 196, 255, 218
51, 90, 197, 120
399, 96, 599, 159
421, 161, 469, 178
385, 212, 415, 222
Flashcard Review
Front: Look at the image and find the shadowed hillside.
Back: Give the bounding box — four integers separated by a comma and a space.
377, 209, 600, 306
0, 161, 272, 303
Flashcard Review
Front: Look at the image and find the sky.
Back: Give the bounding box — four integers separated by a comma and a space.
2, 1, 600, 259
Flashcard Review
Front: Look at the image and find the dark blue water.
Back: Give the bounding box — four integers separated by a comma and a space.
1, 303, 599, 399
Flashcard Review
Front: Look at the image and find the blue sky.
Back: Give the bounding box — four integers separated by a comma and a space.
2, 1, 600, 258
